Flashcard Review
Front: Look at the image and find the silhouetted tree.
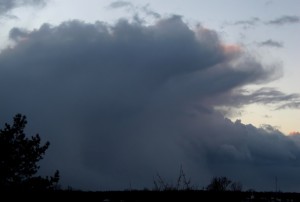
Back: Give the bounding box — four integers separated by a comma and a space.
0, 114, 59, 191
230, 181, 243, 192
206, 177, 231, 192
153, 166, 196, 191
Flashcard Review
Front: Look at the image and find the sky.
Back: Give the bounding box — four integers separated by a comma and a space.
0, 0, 300, 191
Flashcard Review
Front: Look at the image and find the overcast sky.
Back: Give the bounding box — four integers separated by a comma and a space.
0, 0, 300, 191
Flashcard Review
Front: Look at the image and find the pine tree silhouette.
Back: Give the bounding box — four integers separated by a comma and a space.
0, 114, 59, 191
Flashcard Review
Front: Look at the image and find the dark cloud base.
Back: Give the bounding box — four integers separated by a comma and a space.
0, 16, 300, 191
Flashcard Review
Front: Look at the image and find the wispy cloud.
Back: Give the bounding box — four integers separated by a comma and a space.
0, 0, 46, 15
258, 39, 283, 48
249, 88, 300, 108
276, 102, 300, 110
108, 1, 161, 22
108, 1, 132, 9
142, 4, 161, 19
211, 87, 300, 112
267, 15, 300, 25
231, 15, 300, 28
227, 17, 261, 30
234, 17, 260, 26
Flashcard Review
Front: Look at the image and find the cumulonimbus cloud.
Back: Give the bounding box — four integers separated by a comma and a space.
0, 16, 300, 191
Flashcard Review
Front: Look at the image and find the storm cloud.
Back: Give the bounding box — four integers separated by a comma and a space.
1, 16, 300, 191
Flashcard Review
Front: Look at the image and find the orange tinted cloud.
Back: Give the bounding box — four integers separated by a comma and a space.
222, 44, 241, 53
289, 131, 300, 135
221, 44, 242, 58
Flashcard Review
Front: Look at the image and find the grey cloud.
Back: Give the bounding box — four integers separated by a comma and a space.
258, 39, 283, 48
267, 15, 300, 25
9, 27, 29, 40
1, 17, 300, 191
0, 0, 46, 15
108, 1, 132, 9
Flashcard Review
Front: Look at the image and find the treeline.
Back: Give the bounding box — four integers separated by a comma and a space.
1, 114, 300, 202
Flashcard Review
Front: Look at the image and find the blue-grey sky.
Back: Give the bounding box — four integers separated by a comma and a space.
0, 0, 300, 191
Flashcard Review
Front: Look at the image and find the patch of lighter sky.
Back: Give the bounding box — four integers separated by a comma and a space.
233, 25, 300, 135
235, 104, 300, 135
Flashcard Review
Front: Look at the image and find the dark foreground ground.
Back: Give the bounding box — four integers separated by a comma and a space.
9, 190, 300, 201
